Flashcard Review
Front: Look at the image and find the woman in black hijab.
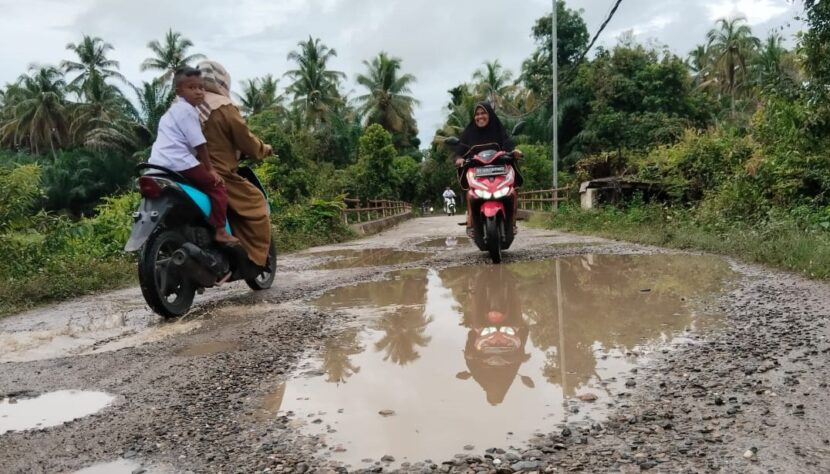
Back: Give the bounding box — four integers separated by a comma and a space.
453, 102, 521, 166
454, 102, 523, 235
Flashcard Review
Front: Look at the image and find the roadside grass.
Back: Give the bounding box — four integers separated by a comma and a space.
532, 204, 830, 280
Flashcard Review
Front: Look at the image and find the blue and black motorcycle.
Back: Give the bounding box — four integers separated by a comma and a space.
125, 163, 276, 317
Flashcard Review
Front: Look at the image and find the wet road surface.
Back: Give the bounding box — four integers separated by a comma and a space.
1, 216, 829, 473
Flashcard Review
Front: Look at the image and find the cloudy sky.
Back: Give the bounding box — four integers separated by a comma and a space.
0, 0, 805, 145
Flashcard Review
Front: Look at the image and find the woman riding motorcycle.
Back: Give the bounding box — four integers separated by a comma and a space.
196, 61, 273, 268
453, 102, 523, 237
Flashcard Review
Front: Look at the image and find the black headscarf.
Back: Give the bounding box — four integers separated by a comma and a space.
455, 102, 515, 158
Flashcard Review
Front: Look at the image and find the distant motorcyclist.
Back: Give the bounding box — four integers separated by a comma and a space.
443, 187, 457, 215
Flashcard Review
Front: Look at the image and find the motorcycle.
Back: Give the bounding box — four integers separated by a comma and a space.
124, 163, 277, 317
445, 197, 456, 216
445, 123, 524, 264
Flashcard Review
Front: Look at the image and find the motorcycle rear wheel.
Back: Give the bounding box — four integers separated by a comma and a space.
138, 230, 196, 318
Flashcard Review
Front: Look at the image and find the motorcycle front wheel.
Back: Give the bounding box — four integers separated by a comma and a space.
138, 230, 196, 318
485, 215, 503, 264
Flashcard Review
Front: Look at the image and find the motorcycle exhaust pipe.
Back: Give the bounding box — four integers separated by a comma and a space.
171, 244, 224, 287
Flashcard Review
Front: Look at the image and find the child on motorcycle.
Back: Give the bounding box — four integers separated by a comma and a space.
148, 67, 238, 246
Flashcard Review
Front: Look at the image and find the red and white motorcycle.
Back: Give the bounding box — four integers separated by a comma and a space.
446, 128, 524, 263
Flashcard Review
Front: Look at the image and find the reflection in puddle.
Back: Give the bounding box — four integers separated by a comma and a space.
256, 383, 287, 420
73, 459, 141, 474
176, 341, 238, 357
0, 390, 115, 434
276, 254, 735, 464
309, 249, 427, 270
417, 237, 470, 249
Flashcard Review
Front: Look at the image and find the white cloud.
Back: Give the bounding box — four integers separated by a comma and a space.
705, 0, 792, 25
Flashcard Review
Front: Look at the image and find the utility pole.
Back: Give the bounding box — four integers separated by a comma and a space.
552, 0, 559, 209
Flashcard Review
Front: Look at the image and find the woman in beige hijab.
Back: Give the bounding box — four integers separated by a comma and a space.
196, 60, 273, 267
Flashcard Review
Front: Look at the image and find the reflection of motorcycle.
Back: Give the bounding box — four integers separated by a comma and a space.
124, 164, 276, 317
444, 198, 456, 216
455, 266, 533, 405
445, 123, 524, 264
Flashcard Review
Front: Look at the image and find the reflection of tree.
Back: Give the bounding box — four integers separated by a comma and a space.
374, 309, 432, 366
512, 254, 734, 394
321, 328, 364, 384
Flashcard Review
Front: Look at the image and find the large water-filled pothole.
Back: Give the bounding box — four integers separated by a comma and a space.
0, 390, 115, 434
267, 254, 736, 465
309, 249, 428, 270
416, 237, 471, 249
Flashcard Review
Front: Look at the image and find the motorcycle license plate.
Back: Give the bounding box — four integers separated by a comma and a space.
475, 165, 506, 177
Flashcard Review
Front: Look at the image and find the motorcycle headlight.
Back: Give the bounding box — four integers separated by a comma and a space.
474, 189, 492, 199
493, 188, 509, 199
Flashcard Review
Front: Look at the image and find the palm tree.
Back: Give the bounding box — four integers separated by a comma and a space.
472, 60, 514, 110
132, 79, 174, 142
688, 44, 715, 89
70, 73, 138, 152
753, 33, 799, 88
284, 36, 346, 124
0, 66, 69, 157
61, 35, 126, 96
354, 52, 420, 142
237, 75, 284, 116
140, 29, 205, 81
706, 17, 760, 118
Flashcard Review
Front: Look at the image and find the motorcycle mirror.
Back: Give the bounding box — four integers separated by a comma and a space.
520, 375, 535, 388
456, 371, 472, 380
444, 137, 460, 146
511, 121, 526, 136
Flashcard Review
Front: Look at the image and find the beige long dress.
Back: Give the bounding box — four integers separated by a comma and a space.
202, 104, 271, 266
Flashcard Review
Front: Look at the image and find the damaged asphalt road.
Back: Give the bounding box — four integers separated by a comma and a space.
1, 216, 829, 473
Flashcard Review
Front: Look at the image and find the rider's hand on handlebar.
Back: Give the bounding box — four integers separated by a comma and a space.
454, 158, 465, 168
263, 144, 274, 156
513, 149, 524, 159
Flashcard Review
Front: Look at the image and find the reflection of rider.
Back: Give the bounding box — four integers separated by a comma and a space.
455, 266, 531, 405
451, 102, 523, 236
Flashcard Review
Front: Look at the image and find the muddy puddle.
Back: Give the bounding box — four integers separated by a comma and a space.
0, 390, 115, 434
416, 237, 471, 249
309, 249, 428, 270
268, 254, 736, 465
176, 340, 239, 357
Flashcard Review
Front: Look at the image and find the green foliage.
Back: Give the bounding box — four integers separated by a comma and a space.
634, 129, 755, 202
270, 197, 352, 253
40, 149, 137, 215
0, 163, 41, 231
348, 124, 397, 199
517, 144, 553, 191
390, 156, 421, 202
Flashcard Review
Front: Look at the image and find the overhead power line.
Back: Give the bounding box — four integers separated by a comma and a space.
574, 0, 625, 67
